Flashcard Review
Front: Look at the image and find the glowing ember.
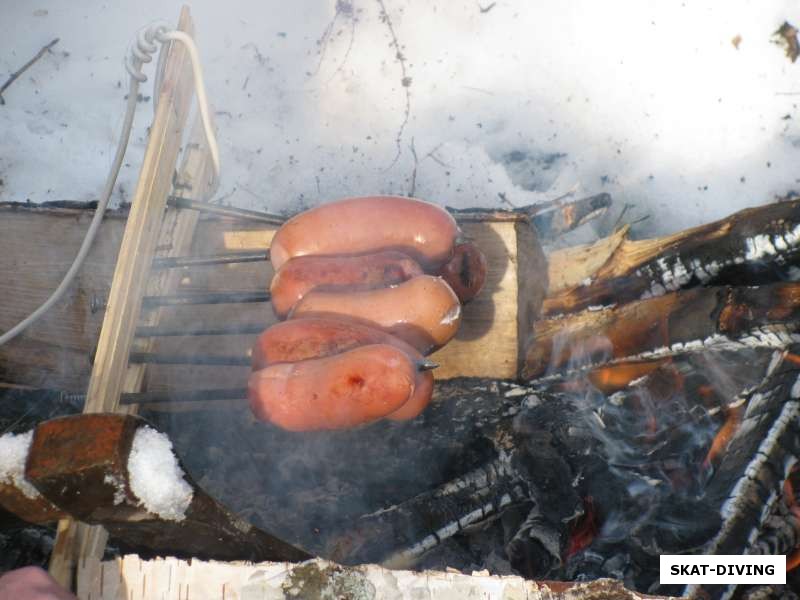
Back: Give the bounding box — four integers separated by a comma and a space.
565, 497, 598, 560
587, 360, 667, 394
702, 403, 743, 471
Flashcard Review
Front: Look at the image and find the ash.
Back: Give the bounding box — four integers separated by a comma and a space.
144, 344, 800, 596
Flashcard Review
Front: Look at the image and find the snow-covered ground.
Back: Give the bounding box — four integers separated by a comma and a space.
2, 0, 800, 236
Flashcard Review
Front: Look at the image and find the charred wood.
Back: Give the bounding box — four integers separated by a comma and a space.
524, 283, 800, 381
5, 414, 310, 563
543, 198, 800, 317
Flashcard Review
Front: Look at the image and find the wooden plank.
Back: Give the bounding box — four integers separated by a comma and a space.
76, 555, 667, 600
430, 221, 519, 379
48, 7, 197, 589
0, 210, 125, 390
82, 7, 196, 414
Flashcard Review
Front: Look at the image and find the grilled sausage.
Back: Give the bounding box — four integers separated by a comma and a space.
437, 242, 488, 304
270, 196, 460, 271
288, 275, 462, 354
270, 251, 424, 319
251, 318, 434, 420
248, 344, 417, 431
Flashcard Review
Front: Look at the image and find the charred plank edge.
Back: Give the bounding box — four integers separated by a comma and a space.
525, 283, 800, 381
24, 414, 310, 563
542, 197, 800, 317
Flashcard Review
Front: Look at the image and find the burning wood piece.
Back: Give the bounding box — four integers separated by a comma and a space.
524, 282, 800, 381
327, 455, 530, 568
543, 198, 800, 317
15, 414, 309, 563
683, 350, 800, 599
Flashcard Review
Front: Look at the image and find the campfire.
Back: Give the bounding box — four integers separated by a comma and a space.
3, 194, 800, 599
2, 7, 800, 600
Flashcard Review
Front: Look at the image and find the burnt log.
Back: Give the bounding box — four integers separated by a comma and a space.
543, 198, 800, 317
524, 282, 800, 381
1, 414, 309, 563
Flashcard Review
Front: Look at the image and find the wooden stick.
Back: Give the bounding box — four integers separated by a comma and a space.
141, 290, 270, 307
49, 8, 198, 590
0, 38, 59, 105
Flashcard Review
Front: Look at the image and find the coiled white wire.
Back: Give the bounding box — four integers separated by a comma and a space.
0, 22, 220, 346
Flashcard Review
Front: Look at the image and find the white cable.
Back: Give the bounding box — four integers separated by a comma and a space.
156, 29, 221, 186
0, 23, 220, 346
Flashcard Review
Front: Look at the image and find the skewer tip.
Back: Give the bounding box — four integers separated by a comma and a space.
416, 359, 439, 372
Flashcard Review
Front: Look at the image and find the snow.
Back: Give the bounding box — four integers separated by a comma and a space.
2, 1, 800, 235
0, 430, 41, 500
127, 425, 192, 521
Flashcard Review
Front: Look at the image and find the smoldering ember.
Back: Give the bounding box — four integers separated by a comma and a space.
3, 3, 800, 600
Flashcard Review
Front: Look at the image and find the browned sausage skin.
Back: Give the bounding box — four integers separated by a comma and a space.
248, 344, 417, 431
270, 251, 424, 319
437, 242, 488, 304
270, 196, 460, 271
288, 275, 462, 354
251, 318, 434, 421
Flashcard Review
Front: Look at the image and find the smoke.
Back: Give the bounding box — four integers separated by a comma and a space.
1, 1, 800, 236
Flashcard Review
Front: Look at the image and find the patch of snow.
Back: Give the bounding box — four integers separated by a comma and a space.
0, 430, 41, 499
1, 2, 800, 235
127, 425, 192, 521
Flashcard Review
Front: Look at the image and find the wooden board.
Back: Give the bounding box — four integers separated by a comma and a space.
0, 208, 126, 390
76, 555, 665, 600
0, 212, 531, 394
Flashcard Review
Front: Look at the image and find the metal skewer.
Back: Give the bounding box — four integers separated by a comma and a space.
141, 290, 270, 307
153, 250, 269, 269
129, 352, 251, 366
167, 196, 287, 225
135, 322, 265, 337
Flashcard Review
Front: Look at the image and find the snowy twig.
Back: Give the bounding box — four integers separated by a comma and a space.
0, 38, 59, 105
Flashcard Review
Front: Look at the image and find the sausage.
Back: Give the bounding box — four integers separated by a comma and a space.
270, 251, 424, 319
288, 275, 462, 354
251, 318, 434, 421
437, 242, 488, 304
270, 196, 460, 271
248, 344, 417, 431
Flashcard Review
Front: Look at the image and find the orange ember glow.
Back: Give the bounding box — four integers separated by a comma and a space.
785, 353, 800, 368
565, 497, 598, 560
788, 550, 800, 572
587, 360, 667, 394
702, 404, 743, 470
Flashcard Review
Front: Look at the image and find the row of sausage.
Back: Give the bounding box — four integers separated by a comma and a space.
248, 196, 487, 431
